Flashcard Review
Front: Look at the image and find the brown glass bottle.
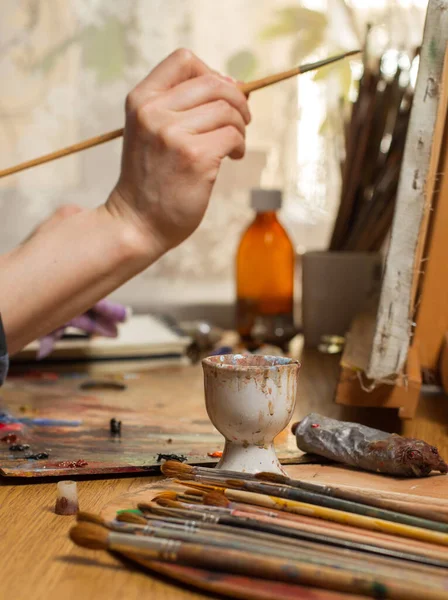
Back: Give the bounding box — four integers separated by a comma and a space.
236, 189, 295, 350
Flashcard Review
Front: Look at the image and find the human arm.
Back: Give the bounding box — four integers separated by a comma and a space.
0, 49, 250, 354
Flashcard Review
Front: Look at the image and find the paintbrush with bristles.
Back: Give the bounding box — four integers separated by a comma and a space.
153, 491, 233, 515
115, 509, 225, 531
116, 508, 221, 529
135, 494, 448, 566
116, 510, 448, 578
161, 460, 250, 480
78, 511, 151, 534
164, 460, 448, 510
78, 510, 347, 564
69, 522, 448, 599
108, 506, 448, 580
132, 501, 312, 550
176, 480, 448, 547
164, 462, 448, 533
153, 492, 448, 569
108, 503, 448, 569
117, 502, 448, 567
116, 506, 306, 557
140, 499, 225, 523
144, 497, 343, 551
163, 461, 448, 519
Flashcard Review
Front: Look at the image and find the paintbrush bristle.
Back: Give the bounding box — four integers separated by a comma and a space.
175, 480, 219, 492
225, 479, 245, 488
70, 522, 109, 551
256, 472, 288, 484
116, 512, 147, 525
76, 511, 107, 526
154, 497, 178, 508
138, 502, 171, 515
161, 460, 195, 479
154, 491, 178, 501
345, 49, 362, 58
183, 489, 205, 497
203, 491, 230, 508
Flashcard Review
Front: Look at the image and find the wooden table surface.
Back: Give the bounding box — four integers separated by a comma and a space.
1, 349, 448, 600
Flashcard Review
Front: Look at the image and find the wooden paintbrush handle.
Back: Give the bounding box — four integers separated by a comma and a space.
126, 552, 352, 600
240, 67, 300, 95
174, 543, 446, 600
0, 128, 124, 178
243, 480, 448, 533
330, 487, 448, 524
228, 489, 448, 546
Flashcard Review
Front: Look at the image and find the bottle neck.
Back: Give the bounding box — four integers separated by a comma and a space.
253, 211, 278, 224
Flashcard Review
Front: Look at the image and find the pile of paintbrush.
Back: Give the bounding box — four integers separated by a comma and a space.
329, 47, 417, 252
70, 461, 448, 600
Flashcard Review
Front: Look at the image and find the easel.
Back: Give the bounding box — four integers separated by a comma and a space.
335, 18, 448, 420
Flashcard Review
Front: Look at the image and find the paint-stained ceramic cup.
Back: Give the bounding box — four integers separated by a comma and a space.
202, 354, 300, 474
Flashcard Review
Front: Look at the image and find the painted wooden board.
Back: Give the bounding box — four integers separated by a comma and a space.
100, 464, 448, 600
0, 370, 301, 478
358, 4, 448, 380
412, 92, 448, 370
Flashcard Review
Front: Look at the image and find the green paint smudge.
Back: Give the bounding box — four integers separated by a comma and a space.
116, 509, 143, 516
429, 38, 438, 63
372, 581, 388, 599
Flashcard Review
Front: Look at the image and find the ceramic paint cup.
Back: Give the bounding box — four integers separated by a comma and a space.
202, 354, 300, 474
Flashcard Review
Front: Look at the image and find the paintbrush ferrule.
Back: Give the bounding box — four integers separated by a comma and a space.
298, 50, 361, 75
109, 530, 181, 555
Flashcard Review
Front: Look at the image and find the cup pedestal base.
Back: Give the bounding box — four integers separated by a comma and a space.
216, 441, 285, 475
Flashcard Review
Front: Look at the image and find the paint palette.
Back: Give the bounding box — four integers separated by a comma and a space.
0, 367, 304, 478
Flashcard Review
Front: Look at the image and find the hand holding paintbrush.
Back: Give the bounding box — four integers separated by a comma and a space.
1, 49, 364, 357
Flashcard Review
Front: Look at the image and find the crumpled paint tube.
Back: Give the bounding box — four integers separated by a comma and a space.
292, 413, 448, 477
38, 299, 131, 359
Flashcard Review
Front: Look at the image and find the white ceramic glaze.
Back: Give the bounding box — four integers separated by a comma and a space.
202, 354, 300, 474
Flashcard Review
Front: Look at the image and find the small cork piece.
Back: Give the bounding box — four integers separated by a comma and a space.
55, 480, 79, 515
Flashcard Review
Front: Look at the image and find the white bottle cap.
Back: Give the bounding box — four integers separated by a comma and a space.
251, 189, 282, 212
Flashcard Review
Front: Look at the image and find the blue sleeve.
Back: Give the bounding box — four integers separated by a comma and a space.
0, 315, 8, 386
